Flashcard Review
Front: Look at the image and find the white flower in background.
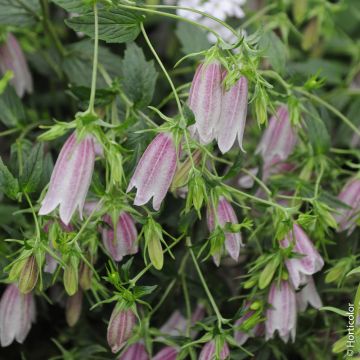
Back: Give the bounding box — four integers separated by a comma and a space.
164, 0, 246, 43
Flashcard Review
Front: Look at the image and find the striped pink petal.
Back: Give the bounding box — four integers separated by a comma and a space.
199, 340, 230, 360
281, 224, 324, 289
127, 133, 177, 211
265, 281, 297, 343
217, 76, 248, 153
0, 33, 33, 97
189, 62, 223, 144
334, 177, 360, 234
0, 284, 36, 347
119, 342, 148, 360
153, 346, 178, 360
159, 310, 187, 336
107, 306, 136, 353
207, 197, 243, 266
102, 212, 138, 262
256, 106, 297, 164
296, 276, 322, 312
39, 132, 96, 225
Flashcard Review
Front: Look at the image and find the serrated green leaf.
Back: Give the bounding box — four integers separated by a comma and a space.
0, 86, 25, 127
65, 9, 142, 43
51, 0, 90, 13
0, 0, 40, 27
121, 43, 158, 108
0, 157, 19, 199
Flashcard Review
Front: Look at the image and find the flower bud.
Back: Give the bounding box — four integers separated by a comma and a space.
79, 259, 93, 291
0, 284, 36, 347
292, 0, 307, 25
18, 255, 39, 294
63, 255, 79, 296
171, 150, 202, 192
186, 170, 207, 216
302, 17, 319, 51
144, 218, 164, 270
65, 290, 83, 327
254, 87, 268, 125
107, 305, 136, 353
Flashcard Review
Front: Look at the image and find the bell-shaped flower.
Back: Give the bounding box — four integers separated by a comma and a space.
217, 76, 248, 153
153, 346, 178, 360
107, 305, 136, 353
234, 306, 263, 346
119, 342, 148, 360
281, 224, 324, 289
127, 133, 177, 211
296, 276, 322, 312
265, 281, 297, 343
159, 310, 187, 336
199, 340, 230, 360
102, 212, 138, 262
39, 132, 96, 225
0, 284, 36, 347
0, 33, 33, 97
256, 106, 297, 177
188, 61, 223, 144
334, 177, 360, 234
207, 197, 243, 266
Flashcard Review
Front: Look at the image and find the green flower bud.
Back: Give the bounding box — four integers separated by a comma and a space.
292, 0, 307, 25
254, 87, 268, 125
302, 18, 319, 51
258, 256, 280, 290
79, 260, 93, 291
144, 218, 164, 270
66, 290, 83, 327
18, 255, 39, 294
64, 255, 79, 296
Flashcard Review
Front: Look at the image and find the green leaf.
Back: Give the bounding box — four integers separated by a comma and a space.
175, 22, 210, 54
258, 255, 280, 289
65, 9, 143, 43
259, 31, 287, 74
121, 43, 158, 108
0, 86, 25, 127
133, 285, 158, 298
0, 0, 40, 27
20, 143, 44, 194
51, 0, 90, 13
320, 306, 349, 317
0, 157, 19, 199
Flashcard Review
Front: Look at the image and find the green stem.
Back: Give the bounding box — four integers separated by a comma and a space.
24, 192, 41, 241
87, 3, 99, 115
189, 245, 223, 330
139, 3, 239, 38
40, 0, 67, 57
117, 3, 223, 43
240, 3, 277, 29
140, 22, 184, 119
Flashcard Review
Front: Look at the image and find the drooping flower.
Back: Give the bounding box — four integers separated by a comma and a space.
107, 306, 137, 353
334, 177, 360, 234
119, 342, 148, 360
0, 284, 36, 347
102, 212, 138, 262
265, 281, 297, 343
234, 306, 263, 346
0, 33, 33, 97
281, 224, 324, 289
159, 310, 187, 336
39, 132, 96, 225
153, 346, 178, 360
127, 133, 177, 211
256, 106, 297, 180
188, 62, 223, 144
207, 196, 243, 266
199, 340, 230, 360
65, 290, 83, 327
296, 276, 322, 312
217, 76, 248, 153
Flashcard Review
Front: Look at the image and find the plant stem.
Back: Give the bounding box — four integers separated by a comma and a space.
24, 192, 41, 241
87, 3, 99, 115
40, 0, 67, 57
140, 22, 184, 120
189, 245, 223, 330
